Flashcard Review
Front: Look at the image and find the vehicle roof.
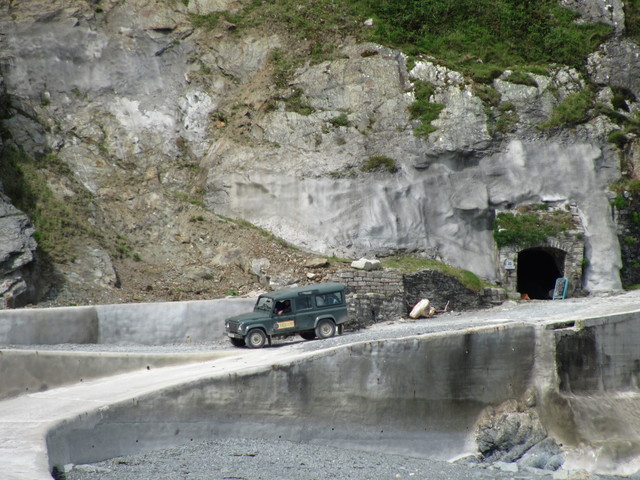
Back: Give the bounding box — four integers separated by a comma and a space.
260, 282, 345, 301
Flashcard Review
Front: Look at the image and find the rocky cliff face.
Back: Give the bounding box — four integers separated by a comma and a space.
0, 0, 638, 305
0, 192, 37, 307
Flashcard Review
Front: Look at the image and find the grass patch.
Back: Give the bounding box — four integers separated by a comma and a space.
612, 179, 640, 288
408, 80, 444, 137
268, 48, 299, 89
174, 191, 204, 207
493, 206, 576, 248
265, 88, 315, 115
611, 179, 640, 210
238, 0, 367, 41
361, 155, 397, 173
328, 113, 351, 128
539, 90, 595, 130
361, 0, 612, 71
503, 70, 538, 88
473, 84, 501, 107
595, 102, 640, 138
466, 64, 504, 85
625, 1, 640, 42
611, 86, 636, 112
381, 256, 484, 292
494, 102, 518, 134
608, 130, 628, 149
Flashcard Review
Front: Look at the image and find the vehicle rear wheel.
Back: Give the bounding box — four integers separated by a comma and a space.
230, 337, 245, 347
246, 329, 267, 348
299, 331, 316, 340
315, 319, 336, 339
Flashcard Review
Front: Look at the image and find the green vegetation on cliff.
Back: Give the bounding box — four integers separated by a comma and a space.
190, 0, 613, 138
493, 205, 577, 248
625, 1, 640, 42
408, 80, 445, 137
360, 0, 611, 69
611, 180, 640, 288
0, 148, 97, 262
191, 0, 612, 73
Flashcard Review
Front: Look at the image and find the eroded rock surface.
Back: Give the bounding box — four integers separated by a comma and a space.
0, 192, 37, 307
0, 1, 638, 303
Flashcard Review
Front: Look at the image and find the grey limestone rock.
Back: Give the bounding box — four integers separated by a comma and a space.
518, 438, 564, 471
476, 400, 548, 464
0, 193, 37, 307
587, 39, 640, 100
561, 0, 625, 33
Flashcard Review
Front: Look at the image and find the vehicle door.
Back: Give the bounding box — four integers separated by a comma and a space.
272, 298, 297, 334
293, 295, 315, 331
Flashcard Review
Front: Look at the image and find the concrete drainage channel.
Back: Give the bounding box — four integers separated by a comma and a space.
2, 295, 640, 479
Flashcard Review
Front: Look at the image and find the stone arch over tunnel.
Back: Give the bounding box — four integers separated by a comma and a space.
517, 247, 565, 300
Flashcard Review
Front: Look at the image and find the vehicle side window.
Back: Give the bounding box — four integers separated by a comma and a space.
295, 296, 312, 311
274, 299, 292, 315
315, 291, 343, 307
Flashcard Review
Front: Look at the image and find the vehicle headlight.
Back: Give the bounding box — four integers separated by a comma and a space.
237, 324, 244, 333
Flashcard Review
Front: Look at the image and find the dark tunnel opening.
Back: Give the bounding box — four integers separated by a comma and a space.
517, 248, 564, 300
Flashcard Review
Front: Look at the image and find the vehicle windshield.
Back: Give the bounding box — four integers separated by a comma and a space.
254, 297, 274, 311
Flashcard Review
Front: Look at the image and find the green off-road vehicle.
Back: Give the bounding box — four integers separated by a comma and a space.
224, 282, 348, 348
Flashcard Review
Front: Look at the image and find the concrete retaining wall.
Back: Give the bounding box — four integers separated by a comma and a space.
0, 298, 255, 345
554, 312, 640, 393
539, 312, 640, 474
0, 306, 99, 345
46, 323, 536, 467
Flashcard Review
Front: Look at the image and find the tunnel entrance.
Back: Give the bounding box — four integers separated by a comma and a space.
517, 248, 564, 300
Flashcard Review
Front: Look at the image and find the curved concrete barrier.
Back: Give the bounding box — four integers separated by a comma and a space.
44, 323, 536, 472
0, 298, 255, 345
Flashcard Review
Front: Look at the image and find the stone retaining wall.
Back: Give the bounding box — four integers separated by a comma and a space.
332, 268, 496, 328
331, 269, 404, 328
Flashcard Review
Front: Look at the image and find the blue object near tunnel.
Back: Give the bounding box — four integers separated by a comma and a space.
552, 277, 568, 300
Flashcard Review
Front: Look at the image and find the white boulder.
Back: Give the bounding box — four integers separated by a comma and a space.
351, 258, 382, 271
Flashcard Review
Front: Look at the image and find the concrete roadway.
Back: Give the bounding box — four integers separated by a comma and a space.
1, 348, 322, 480
2, 291, 640, 479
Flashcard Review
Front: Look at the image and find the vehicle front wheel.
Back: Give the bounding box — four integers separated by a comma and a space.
315, 319, 336, 339
246, 329, 267, 348
230, 337, 245, 347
